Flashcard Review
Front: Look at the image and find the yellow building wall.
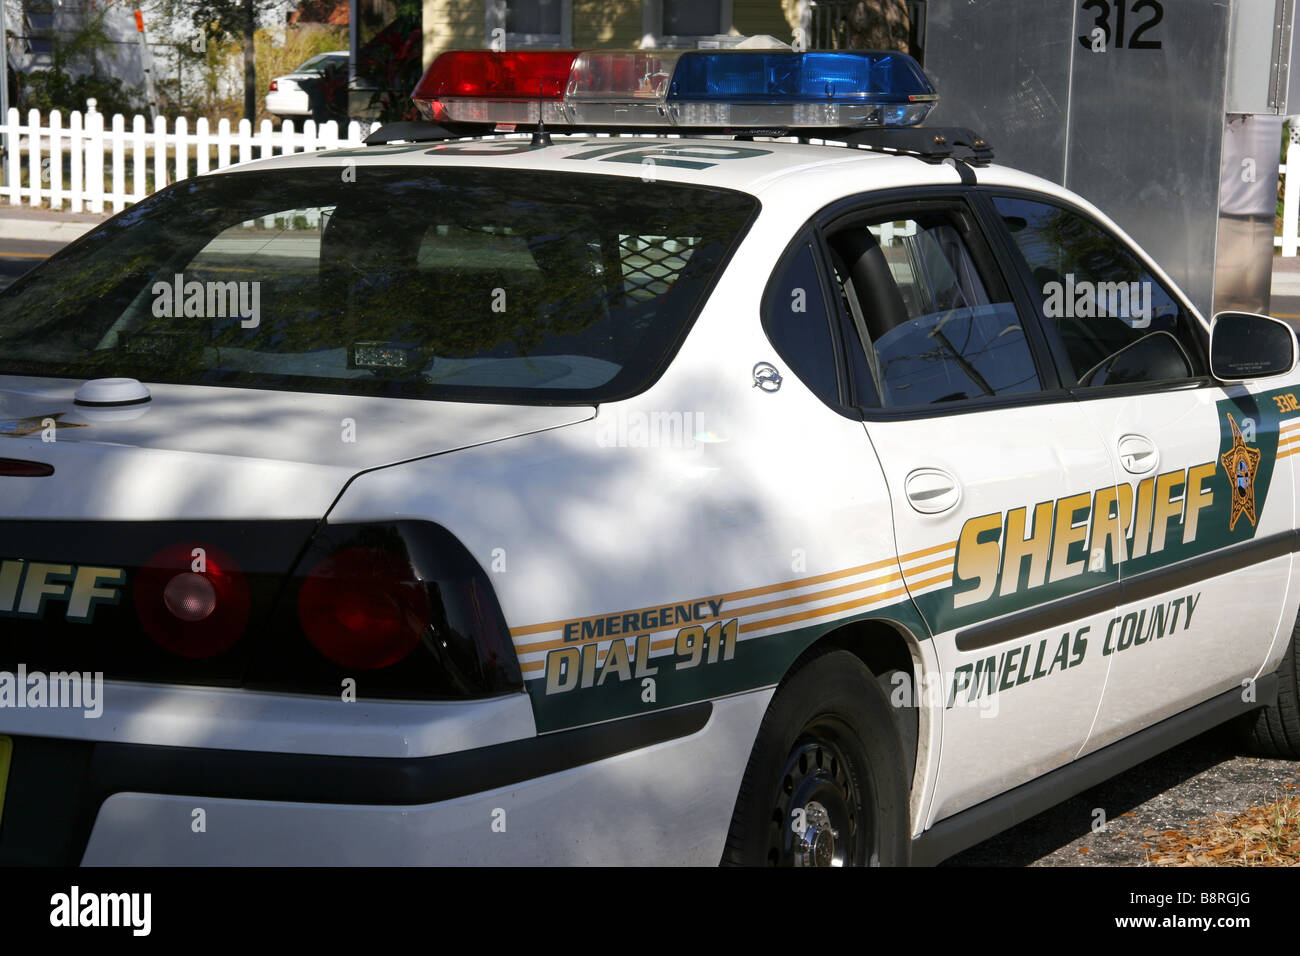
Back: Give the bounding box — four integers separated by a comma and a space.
572, 0, 643, 48
421, 0, 799, 67
423, 0, 488, 64
733, 0, 798, 44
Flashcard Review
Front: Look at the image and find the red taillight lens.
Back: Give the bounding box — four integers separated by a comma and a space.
297, 547, 431, 670
412, 50, 579, 101
269, 79, 279, 91
134, 543, 251, 658
163, 572, 217, 622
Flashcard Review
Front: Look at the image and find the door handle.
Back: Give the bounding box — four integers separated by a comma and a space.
904, 468, 962, 514
1117, 434, 1159, 475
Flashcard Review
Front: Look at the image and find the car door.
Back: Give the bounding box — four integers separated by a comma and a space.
984, 190, 1296, 754
815, 192, 1123, 823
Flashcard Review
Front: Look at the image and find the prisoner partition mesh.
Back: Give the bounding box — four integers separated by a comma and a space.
618, 234, 700, 302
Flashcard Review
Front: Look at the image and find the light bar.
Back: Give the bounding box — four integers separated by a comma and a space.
411, 48, 939, 132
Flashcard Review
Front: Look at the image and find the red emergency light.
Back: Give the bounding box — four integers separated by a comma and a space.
412, 50, 580, 124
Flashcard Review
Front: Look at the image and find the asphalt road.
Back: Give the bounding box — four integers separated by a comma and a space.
1270, 291, 1300, 333
0, 239, 62, 290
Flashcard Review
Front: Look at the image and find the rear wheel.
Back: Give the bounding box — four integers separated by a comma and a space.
722, 648, 910, 866
1240, 612, 1300, 758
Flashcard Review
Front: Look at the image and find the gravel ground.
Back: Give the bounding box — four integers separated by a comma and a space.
944, 723, 1300, 866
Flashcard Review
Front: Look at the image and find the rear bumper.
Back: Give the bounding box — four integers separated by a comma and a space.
3, 690, 770, 865
265, 91, 310, 116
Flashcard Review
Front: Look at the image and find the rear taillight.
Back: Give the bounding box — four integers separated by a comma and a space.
269, 79, 279, 91
133, 542, 251, 659
297, 547, 431, 669
247, 520, 522, 699
0, 518, 520, 698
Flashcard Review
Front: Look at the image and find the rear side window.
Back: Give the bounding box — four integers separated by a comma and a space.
827, 209, 1041, 408
0, 167, 757, 404
762, 240, 842, 407
992, 195, 1206, 388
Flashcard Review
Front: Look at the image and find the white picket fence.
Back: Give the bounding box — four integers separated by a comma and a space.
0, 102, 368, 214
1279, 122, 1300, 256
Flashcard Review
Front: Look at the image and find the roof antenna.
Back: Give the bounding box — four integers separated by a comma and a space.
531, 80, 552, 147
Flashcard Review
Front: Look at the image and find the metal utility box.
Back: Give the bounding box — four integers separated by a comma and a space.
922, 0, 1300, 318
1228, 0, 1300, 113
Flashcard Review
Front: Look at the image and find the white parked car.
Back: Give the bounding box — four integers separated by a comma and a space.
0, 49, 1296, 867
265, 50, 349, 120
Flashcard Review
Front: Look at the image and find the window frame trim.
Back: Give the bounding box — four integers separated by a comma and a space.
641, 0, 734, 49
486, 0, 574, 49
974, 185, 1216, 403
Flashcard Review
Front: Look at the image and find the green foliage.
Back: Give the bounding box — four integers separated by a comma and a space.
356, 0, 422, 122
17, 71, 142, 117
184, 0, 275, 45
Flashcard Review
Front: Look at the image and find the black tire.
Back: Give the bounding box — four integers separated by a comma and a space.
1240, 612, 1300, 758
721, 648, 910, 866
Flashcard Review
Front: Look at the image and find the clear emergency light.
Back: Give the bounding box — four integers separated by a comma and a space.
564, 50, 683, 126
411, 49, 939, 131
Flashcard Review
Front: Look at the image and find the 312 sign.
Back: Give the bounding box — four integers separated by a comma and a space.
1079, 0, 1164, 52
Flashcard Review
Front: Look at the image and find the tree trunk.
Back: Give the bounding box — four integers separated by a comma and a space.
243, 0, 256, 121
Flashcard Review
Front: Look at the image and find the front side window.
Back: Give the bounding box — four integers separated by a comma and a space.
295, 53, 347, 74
827, 209, 1041, 408
0, 166, 756, 405
992, 195, 1206, 389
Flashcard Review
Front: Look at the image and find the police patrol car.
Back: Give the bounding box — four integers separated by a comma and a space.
0, 48, 1297, 867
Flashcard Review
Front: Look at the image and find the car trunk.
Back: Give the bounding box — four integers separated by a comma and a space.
0, 376, 592, 686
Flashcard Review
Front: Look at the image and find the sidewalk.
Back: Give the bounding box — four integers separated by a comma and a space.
0, 203, 109, 242
1274, 251, 1300, 297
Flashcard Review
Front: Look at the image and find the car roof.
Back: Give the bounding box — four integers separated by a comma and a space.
210, 132, 1080, 212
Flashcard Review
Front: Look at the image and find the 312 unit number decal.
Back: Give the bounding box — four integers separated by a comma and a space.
1079, 0, 1164, 51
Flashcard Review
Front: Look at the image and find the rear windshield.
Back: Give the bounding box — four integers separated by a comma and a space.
0, 165, 757, 403
295, 53, 345, 73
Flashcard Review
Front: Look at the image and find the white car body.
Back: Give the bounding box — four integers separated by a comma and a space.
1, 132, 1296, 866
